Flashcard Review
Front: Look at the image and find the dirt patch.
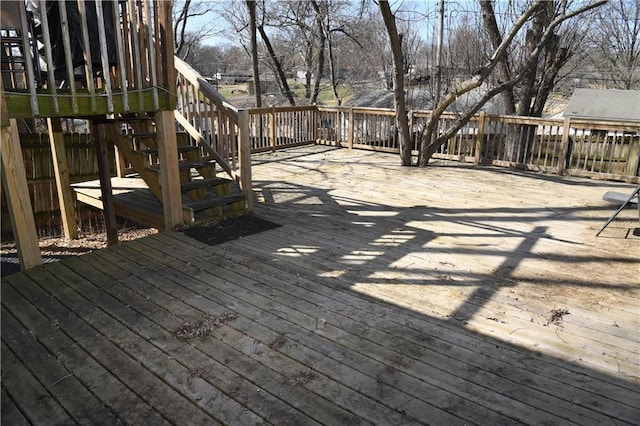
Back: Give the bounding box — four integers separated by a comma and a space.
173, 312, 238, 339
1, 221, 157, 277
180, 214, 281, 246
286, 371, 318, 387
268, 334, 288, 350
546, 308, 570, 326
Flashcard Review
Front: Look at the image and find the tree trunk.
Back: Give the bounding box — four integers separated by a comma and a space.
327, 29, 340, 104
480, 0, 516, 115
379, 1, 412, 166
246, 0, 261, 107
417, 2, 545, 166
257, 24, 295, 105
416, 0, 604, 167
304, 45, 313, 99
310, 10, 325, 104
311, 0, 340, 105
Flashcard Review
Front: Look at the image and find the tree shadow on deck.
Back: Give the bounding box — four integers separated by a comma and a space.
242, 176, 639, 421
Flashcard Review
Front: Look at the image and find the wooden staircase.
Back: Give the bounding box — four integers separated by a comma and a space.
72, 56, 251, 230
109, 112, 247, 226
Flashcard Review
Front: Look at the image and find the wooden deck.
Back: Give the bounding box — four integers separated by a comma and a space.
2, 145, 639, 425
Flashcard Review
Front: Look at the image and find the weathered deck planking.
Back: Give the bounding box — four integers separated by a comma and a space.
2, 145, 639, 425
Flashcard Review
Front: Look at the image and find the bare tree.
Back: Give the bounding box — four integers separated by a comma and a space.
173, 1, 218, 60
256, 18, 296, 105
409, 0, 606, 167
590, 0, 640, 89
379, 0, 412, 166
246, 0, 262, 107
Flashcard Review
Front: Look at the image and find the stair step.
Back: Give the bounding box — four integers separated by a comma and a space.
184, 194, 245, 212
136, 145, 201, 156
127, 132, 156, 140
181, 177, 232, 191
148, 159, 217, 172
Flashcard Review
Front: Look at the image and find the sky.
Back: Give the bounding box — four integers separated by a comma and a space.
187, 0, 481, 47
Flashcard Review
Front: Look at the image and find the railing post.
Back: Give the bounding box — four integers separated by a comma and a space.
408, 110, 414, 153
156, 110, 183, 230
348, 106, 354, 149
624, 136, 640, 178
558, 117, 571, 175
238, 110, 253, 211
158, 0, 176, 109
312, 105, 318, 143
47, 118, 78, 240
270, 106, 277, 152
475, 111, 486, 166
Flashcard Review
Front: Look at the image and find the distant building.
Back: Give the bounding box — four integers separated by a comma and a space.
564, 89, 640, 122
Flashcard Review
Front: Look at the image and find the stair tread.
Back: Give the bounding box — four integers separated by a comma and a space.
148, 159, 217, 172
184, 194, 245, 212
126, 132, 156, 140
136, 145, 201, 155
181, 177, 233, 191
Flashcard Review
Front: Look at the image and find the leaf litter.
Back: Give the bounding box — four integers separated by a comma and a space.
174, 312, 238, 339
546, 308, 570, 326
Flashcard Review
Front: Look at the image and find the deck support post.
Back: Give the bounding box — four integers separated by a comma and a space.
156, 110, 183, 230
238, 110, 253, 211
47, 118, 78, 239
92, 120, 118, 245
1, 118, 42, 270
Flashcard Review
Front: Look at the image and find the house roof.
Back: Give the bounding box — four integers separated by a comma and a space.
564, 89, 640, 122
345, 85, 506, 114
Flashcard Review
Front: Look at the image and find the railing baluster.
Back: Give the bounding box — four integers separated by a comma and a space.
56, 1, 79, 113
76, 0, 97, 113
128, 0, 143, 110
142, 0, 158, 109
112, 0, 129, 111
18, 4, 39, 115
38, 0, 58, 114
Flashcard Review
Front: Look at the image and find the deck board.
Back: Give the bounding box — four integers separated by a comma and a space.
3, 145, 639, 425
1, 309, 119, 425
144, 234, 615, 425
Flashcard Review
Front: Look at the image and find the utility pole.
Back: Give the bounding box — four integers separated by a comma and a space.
434, 0, 445, 108
430, 0, 445, 147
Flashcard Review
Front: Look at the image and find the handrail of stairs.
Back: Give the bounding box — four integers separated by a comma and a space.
173, 56, 245, 185
174, 57, 239, 124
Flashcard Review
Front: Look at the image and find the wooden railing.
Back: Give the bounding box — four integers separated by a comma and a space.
173, 57, 252, 208
248, 105, 316, 152
7, 104, 639, 231
310, 107, 640, 183
1, 0, 174, 120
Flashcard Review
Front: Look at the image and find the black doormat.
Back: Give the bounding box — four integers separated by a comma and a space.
181, 214, 281, 246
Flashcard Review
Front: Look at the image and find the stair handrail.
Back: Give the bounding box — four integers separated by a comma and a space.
174, 56, 252, 209
174, 56, 239, 125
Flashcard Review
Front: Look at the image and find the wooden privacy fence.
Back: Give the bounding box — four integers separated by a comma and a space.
0, 132, 109, 230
